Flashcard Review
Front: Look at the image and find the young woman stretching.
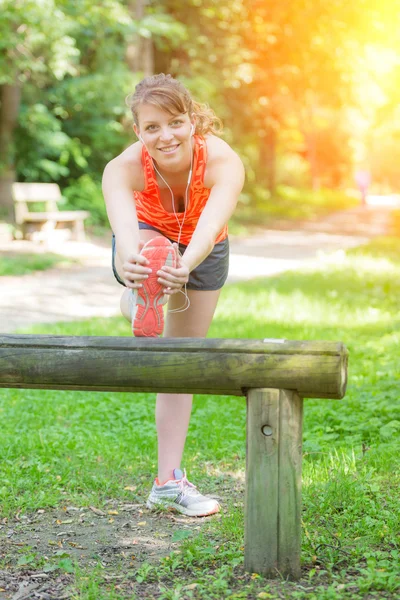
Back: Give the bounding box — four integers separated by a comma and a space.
102, 74, 244, 516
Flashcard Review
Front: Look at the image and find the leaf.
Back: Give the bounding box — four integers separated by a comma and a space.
172, 529, 192, 542
43, 563, 58, 573
54, 550, 71, 557
89, 506, 106, 516
17, 554, 35, 566
379, 420, 400, 440
57, 558, 74, 573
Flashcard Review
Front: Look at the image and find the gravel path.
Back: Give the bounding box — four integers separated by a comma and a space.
0, 205, 393, 333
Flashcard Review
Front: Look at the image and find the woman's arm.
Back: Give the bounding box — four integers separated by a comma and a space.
157, 139, 244, 293
183, 145, 245, 271
102, 155, 141, 260
102, 153, 151, 288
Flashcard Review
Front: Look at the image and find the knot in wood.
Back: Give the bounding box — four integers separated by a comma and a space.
261, 425, 273, 437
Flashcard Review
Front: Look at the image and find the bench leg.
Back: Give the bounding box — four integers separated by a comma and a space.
72, 220, 85, 242
245, 388, 303, 579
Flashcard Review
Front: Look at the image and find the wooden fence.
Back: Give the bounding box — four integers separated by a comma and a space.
0, 334, 348, 579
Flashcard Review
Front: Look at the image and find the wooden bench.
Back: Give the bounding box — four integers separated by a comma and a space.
12, 183, 89, 241
0, 335, 348, 579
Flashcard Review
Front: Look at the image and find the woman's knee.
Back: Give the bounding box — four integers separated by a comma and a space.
164, 289, 221, 338
120, 289, 132, 322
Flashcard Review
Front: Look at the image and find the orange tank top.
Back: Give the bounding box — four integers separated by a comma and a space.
134, 135, 228, 246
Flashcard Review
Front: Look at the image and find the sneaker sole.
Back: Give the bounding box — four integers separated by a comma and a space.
133, 237, 176, 337
146, 498, 220, 518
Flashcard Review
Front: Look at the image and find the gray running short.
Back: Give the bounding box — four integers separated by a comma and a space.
111, 222, 229, 291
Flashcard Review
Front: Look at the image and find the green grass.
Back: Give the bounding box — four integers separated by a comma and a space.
0, 252, 75, 276
1, 237, 400, 598
230, 186, 359, 233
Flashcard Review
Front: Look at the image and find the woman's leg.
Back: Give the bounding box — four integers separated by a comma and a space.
116, 233, 222, 484
156, 288, 221, 483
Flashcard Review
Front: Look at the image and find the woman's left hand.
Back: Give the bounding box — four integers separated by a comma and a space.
157, 243, 190, 295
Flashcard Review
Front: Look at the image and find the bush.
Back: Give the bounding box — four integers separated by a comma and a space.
234, 185, 358, 226
62, 175, 107, 226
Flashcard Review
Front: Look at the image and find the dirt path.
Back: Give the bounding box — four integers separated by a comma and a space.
0, 205, 393, 333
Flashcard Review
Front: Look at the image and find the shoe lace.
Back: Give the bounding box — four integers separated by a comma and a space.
167, 284, 190, 314
177, 474, 199, 497
167, 246, 190, 314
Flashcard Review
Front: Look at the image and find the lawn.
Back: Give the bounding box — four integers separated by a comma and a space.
0, 252, 75, 276
0, 237, 399, 599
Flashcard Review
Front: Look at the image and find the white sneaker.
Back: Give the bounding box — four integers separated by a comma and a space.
146, 469, 220, 517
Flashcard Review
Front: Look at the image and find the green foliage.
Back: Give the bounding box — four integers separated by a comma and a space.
63, 175, 107, 225
2, 0, 399, 220
0, 252, 74, 276
235, 186, 358, 225
0, 0, 79, 84
15, 102, 72, 181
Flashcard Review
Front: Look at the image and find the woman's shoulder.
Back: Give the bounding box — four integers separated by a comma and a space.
203, 135, 244, 186
103, 142, 145, 190
204, 134, 242, 162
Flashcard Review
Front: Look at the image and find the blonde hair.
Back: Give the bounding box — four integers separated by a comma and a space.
126, 73, 222, 136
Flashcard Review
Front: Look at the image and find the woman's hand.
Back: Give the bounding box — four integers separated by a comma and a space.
157, 243, 190, 295
121, 241, 152, 289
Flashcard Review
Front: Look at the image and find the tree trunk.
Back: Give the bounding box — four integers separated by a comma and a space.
303, 96, 320, 191
259, 125, 277, 196
126, 0, 154, 76
306, 130, 319, 191
0, 83, 21, 221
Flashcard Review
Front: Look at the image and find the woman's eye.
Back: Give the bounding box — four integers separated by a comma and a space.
172, 120, 183, 126
146, 125, 157, 131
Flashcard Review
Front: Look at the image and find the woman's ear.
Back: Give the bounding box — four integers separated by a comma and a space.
133, 125, 145, 144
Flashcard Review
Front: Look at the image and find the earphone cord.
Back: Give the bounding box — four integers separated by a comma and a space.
151, 136, 193, 314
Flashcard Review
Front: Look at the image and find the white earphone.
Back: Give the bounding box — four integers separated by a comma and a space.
137, 122, 194, 314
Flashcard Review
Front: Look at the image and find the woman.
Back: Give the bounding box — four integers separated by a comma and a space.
102, 74, 244, 517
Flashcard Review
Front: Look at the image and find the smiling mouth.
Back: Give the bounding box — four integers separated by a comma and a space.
158, 144, 180, 153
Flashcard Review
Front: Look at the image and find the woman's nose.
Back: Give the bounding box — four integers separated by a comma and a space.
159, 128, 174, 141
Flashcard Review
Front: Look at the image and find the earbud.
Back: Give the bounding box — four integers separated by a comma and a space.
190, 124, 195, 136
139, 134, 145, 145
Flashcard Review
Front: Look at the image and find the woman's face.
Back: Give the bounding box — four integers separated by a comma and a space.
134, 104, 194, 171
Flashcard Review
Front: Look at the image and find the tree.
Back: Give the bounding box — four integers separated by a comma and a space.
0, 0, 80, 219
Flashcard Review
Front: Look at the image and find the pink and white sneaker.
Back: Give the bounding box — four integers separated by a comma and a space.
146, 469, 220, 517
131, 237, 176, 337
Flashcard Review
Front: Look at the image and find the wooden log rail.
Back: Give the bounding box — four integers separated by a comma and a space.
0, 335, 348, 579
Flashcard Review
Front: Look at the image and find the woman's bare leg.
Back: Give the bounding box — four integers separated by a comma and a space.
156, 288, 221, 483
115, 234, 222, 483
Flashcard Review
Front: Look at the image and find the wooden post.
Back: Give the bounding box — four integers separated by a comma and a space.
245, 388, 303, 579
72, 218, 85, 241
